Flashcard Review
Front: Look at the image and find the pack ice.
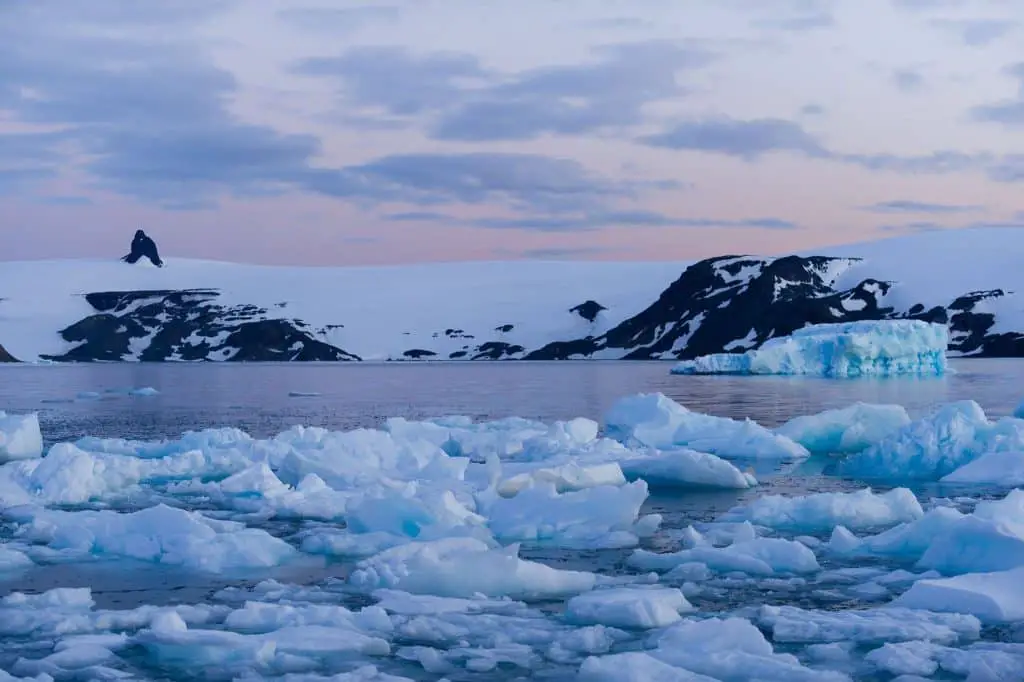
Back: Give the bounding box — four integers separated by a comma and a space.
671, 320, 949, 377
4, 392, 1024, 680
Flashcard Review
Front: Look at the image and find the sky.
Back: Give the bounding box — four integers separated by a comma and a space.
2, 0, 1024, 265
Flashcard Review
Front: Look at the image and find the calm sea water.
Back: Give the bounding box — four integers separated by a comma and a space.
1, 360, 1022, 680
2, 359, 1022, 445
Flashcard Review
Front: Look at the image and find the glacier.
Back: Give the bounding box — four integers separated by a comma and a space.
4, 393, 1024, 680
671, 320, 949, 378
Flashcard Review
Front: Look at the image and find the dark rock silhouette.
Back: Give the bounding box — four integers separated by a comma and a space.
0, 343, 18, 362
570, 300, 607, 323
41, 289, 359, 362
121, 230, 164, 267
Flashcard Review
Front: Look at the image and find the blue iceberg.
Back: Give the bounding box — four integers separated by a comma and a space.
671, 320, 948, 378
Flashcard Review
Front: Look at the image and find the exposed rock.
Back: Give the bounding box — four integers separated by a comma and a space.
403, 349, 438, 359
472, 341, 525, 360
0, 343, 17, 362
570, 300, 607, 323
121, 229, 164, 267
41, 289, 359, 362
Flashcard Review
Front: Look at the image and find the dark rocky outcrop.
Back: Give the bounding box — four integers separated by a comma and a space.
41, 289, 359, 362
0, 343, 17, 362
527, 255, 1024, 360
570, 300, 607, 323
121, 230, 164, 267
403, 349, 438, 359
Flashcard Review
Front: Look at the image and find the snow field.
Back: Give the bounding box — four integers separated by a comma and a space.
3, 391, 1024, 679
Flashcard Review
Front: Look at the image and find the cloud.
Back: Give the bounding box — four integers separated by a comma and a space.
296, 41, 714, 142
862, 200, 984, 214
891, 0, 965, 11
384, 211, 455, 222
517, 246, 621, 259
277, 5, 401, 33
754, 11, 834, 32
892, 69, 926, 92
468, 211, 798, 232
642, 116, 996, 176
971, 62, 1024, 127
799, 103, 826, 116
640, 117, 828, 159
433, 41, 716, 141
931, 18, 1016, 46
988, 154, 1024, 181
293, 47, 488, 118
879, 221, 946, 232
0, 2, 334, 208
30, 195, 94, 206
329, 152, 645, 213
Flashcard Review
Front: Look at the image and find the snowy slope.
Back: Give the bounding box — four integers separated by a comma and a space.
1, 227, 1023, 363
0, 258, 689, 362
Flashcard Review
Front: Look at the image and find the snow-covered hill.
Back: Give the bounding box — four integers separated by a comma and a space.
1, 227, 1022, 363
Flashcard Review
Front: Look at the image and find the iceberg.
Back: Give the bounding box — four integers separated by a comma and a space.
670, 320, 948, 378
0, 411, 43, 462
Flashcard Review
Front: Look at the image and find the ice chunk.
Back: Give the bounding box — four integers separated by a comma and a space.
720, 487, 923, 533
129, 386, 159, 396
841, 400, 1024, 480
605, 393, 808, 459
915, 490, 1024, 574
579, 652, 718, 681
941, 450, 1024, 486
345, 485, 485, 540
775, 403, 910, 454
892, 567, 1024, 623
670, 320, 948, 378
565, 587, 693, 629
864, 641, 941, 677
348, 537, 596, 599
757, 605, 980, 645
634, 617, 850, 681
619, 449, 757, 489
629, 537, 819, 576
484, 480, 651, 548
0, 545, 33, 571
12, 504, 296, 572
496, 462, 626, 496
0, 411, 43, 462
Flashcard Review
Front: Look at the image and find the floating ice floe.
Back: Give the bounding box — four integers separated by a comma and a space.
841, 399, 1024, 480
720, 487, 923, 534
629, 525, 820, 577
580, 617, 851, 681
0, 411, 42, 463
829, 489, 1024, 575
670, 319, 948, 378
893, 566, 1024, 623
564, 587, 693, 629
7, 504, 296, 572
940, 449, 1024, 486
348, 537, 598, 599
775, 402, 911, 454
605, 393, 808, 459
